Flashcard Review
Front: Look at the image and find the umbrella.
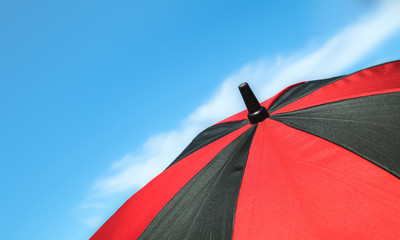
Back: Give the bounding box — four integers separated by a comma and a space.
91, 60, 400, 240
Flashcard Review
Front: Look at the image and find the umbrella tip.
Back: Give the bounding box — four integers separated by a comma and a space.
238, 82, 269, 124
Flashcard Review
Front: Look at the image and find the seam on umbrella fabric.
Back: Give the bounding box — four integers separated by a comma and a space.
268, 59, 400, 115
138, 126, 257, 240
167, 119, 249, 168
269, 91, 400, 179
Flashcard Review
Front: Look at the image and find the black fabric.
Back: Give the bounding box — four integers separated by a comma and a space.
167, 119, 249, 168
268, 75, 345, 113
268, 60, 400, 114
138, 126, 257, 240
270, 92, 400, 178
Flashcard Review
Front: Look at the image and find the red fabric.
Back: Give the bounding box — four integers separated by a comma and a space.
272, 60, 400, 115
217, 82, 305, 124
233, 119, 400, 240
92, 61, 400, 239
91, 124, 250, 240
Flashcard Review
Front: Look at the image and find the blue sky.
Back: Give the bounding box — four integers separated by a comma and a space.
1, 0, 400, 239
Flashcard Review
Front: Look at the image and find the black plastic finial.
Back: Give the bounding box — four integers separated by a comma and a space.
238, 82, 269, 124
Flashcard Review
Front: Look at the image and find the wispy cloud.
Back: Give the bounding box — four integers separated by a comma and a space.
82, 0, 400, 231
92, 125, 203, 196
258, 0, 400, 98
82, 215, 105, 229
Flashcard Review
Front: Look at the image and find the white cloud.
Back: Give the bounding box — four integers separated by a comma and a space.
82, 215, 105, 229
92, 125, 203, 196
81, 0, 400, 231
258, 0, 400, 99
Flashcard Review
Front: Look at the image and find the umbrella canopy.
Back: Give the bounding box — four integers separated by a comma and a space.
91, 60, 400, 240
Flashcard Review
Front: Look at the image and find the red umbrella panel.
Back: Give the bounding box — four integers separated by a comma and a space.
91, 60, 400, 240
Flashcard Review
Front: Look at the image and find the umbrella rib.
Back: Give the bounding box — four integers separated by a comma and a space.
271, 115, 400, 129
